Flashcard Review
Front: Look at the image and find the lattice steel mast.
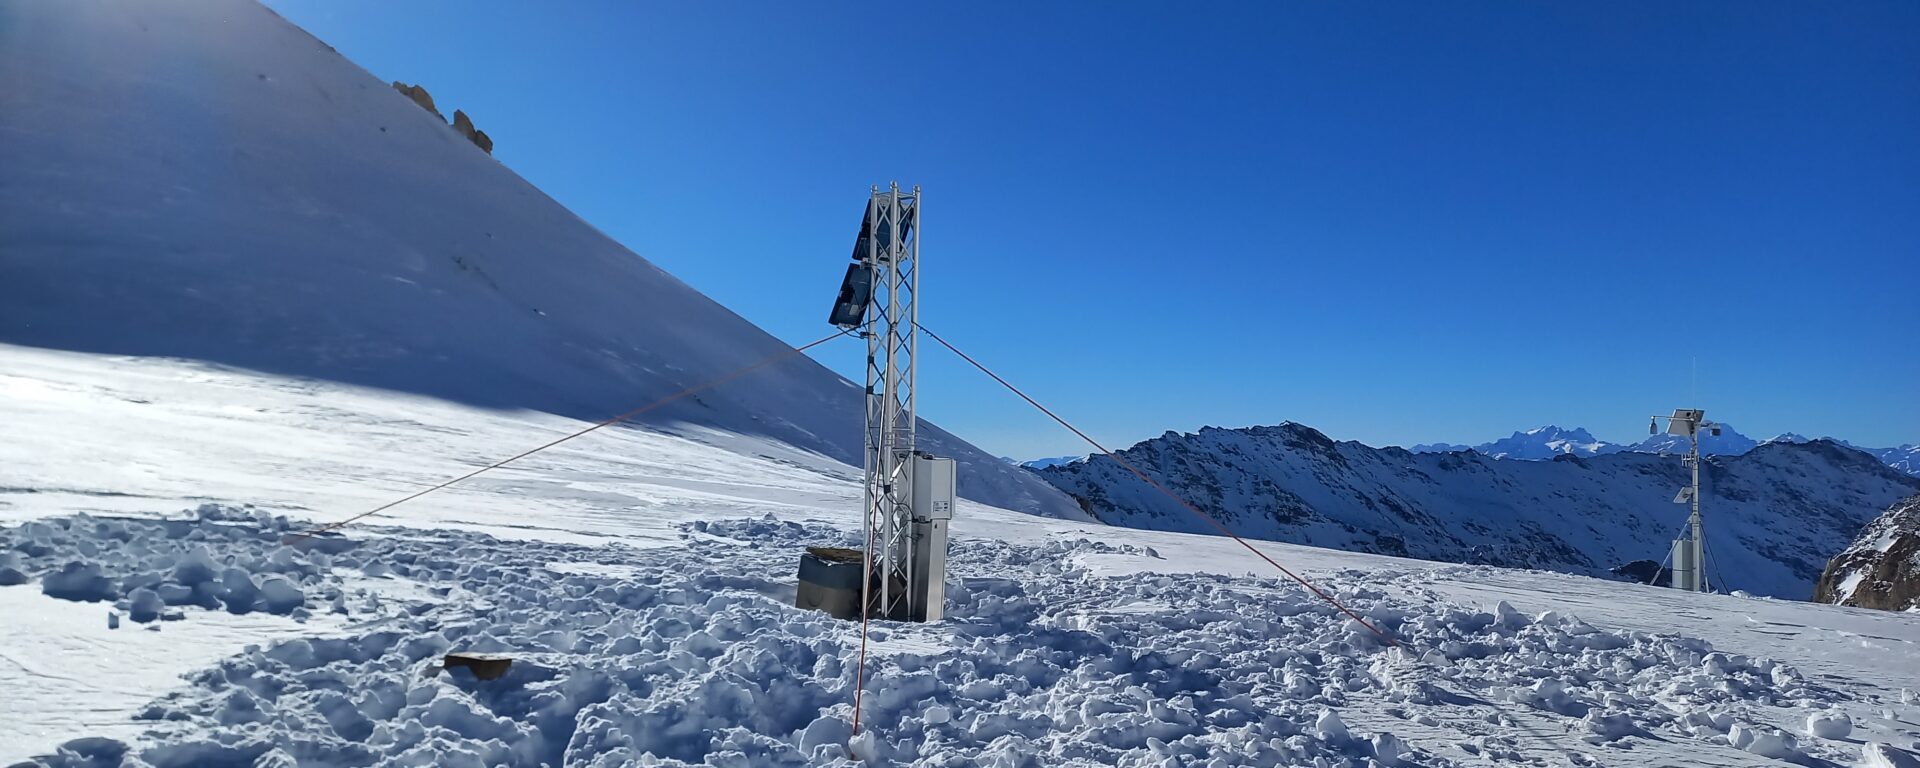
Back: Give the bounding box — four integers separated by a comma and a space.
831, 184, 922, 619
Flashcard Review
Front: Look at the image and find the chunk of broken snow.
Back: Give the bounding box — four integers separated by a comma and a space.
1370, 732, 1406, 766
1806, 710, 1851, 740
1864, 743, 1920, 768
42, 561, 114, 602
127, 587, 163, 623
218, 567, 260, 613
1491, 600, 1528, 628
1729, 724, 1799, 759
1581, 711, 1637, 741
1315, 709, 1348, 741
257, 575, 304, 615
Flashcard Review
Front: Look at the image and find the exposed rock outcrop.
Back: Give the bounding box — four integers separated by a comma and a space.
1814, 494, 1920, 610
390, 81, 442, 121
453, 109, 492, 155
391, 82, 492, 154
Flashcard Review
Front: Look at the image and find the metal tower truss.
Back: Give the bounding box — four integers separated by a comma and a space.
856, 184, 920, 620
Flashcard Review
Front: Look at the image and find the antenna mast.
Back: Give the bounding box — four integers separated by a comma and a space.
1649, 408, 1720, 592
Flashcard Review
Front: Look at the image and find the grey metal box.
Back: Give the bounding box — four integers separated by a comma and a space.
796, 548, 865, 620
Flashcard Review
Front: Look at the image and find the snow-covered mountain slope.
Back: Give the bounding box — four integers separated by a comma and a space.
1691, 433, 1920, 478
1019, 454, 1087, 470
1815, 494, 1920, 611
5, 349, 1920, 767
1860, 444, 1920, 477
0, 0, 1080, 520
1470, 426, 1623, 459
1414, 424, 1920, 476
1035, 423, 1920, 599
1409, 423, 1755, 458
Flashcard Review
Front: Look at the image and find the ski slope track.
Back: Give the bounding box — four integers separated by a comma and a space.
3, 1, 1920, 766
0, 0, 1079, 522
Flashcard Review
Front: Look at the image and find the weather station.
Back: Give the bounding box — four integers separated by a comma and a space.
796, 184, 955, 623
1649, 408, 1722, 592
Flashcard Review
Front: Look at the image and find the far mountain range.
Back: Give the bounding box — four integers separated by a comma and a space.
1019, 424, 1919, 476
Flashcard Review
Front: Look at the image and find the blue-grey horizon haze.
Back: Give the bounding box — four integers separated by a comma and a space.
261, 0, 1918, 459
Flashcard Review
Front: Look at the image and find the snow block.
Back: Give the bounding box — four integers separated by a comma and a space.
171, 546, 220, 586
218, 566, 261, 614
1314, 709, 1348, 741
1865, 743, 1920, 768
1730, 724, 1800, 759
1370, 732, 1406, 765
128, 587, 164, 623
1806, 710, 1852, 740
258, 575, 305, 615
47, 736, 128, 767
42, 561, 115, 601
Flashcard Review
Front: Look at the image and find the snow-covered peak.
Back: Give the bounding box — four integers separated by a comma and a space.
1359, 423, 1919, 479
1849, 444, 1920, 477
1019, 455, 1087, 470
1410, 425, 1628, 459
1630, 423, 1759, 456
1885, 445, 1920, 475
1477, 425, 1624, 460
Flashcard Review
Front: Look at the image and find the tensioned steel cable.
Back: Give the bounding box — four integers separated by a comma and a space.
284, 329, 853, 544
910, 322, 1631, 764
914, 322, 1400, 648
1645, 517, 1692, 586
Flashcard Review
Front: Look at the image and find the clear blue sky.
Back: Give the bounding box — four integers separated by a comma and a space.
264, 0, 1918, 458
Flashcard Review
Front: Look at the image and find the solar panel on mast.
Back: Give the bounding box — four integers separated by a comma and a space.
808, 184, 953, 624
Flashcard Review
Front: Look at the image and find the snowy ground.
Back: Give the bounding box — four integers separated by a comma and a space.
5, 344, 1920, 767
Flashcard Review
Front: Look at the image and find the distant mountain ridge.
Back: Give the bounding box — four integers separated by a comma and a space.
1776, 438, 1920, 477
1034, 422, 1920, 598
1019, 455, 1087, 470
1402, 424, 1917, 476
1474, 426, 1622, 460
1862, 445, 1920, 476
